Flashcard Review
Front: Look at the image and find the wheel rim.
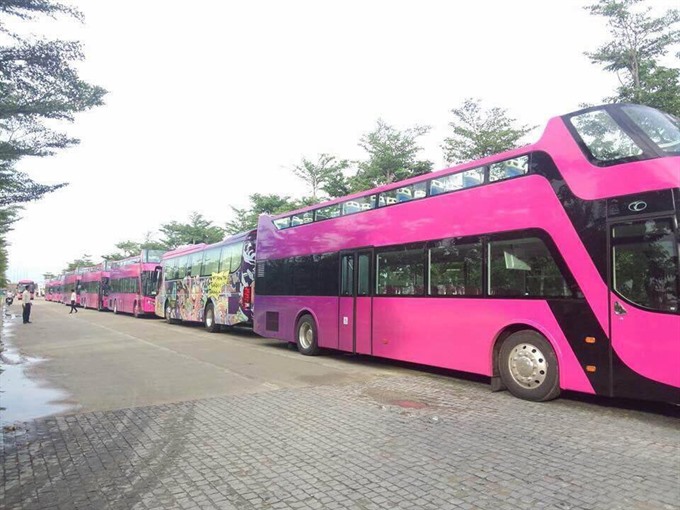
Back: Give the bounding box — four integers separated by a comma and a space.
298, 322, 313, 350
206, 308, 213, 327
507, 343, 548, 389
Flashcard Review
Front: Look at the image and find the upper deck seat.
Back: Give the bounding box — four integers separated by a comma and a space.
396, 188, 413, 202
430, 180, 446, 195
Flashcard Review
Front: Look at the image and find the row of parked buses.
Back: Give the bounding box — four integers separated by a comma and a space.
44, 103, 680, 404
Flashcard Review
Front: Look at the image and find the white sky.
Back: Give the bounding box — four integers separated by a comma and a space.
6, 0, 679, 282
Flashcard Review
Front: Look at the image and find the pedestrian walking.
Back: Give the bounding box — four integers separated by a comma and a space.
69, 289, 78, 314
22, 285, 32, 323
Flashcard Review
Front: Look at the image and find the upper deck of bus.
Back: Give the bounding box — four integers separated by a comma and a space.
256, 103, 679, 260
109, 250, 165, 278
160, 230, 256, 263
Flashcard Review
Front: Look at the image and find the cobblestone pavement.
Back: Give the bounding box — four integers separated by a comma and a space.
2, 373, 679, 510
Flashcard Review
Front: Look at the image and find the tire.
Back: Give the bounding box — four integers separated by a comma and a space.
113, 300, 118, 315
295, 314, 320, 356
499, 330, 560, 402
165, 302, 174, 324
204, 303, 220, 333
133, 302, 141, 318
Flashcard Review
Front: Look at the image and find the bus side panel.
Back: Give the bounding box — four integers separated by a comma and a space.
371, 297, 595, 394
253, 296, 339, 349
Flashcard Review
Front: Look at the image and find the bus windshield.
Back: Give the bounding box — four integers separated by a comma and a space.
141, 271, 158, 296
621, 105, 680, 155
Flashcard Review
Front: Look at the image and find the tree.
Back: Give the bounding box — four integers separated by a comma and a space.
102, 232, 167, 261
226, 194, 298, 234
291, 154, 350, 200
585, 0, 680, 115
442, 98, 535, 165
0, 0, 107, 283
159, 212, 225, 250
64, 254, 94, 272
351, 120, 432, 192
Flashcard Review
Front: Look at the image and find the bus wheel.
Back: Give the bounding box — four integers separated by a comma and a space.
113, 300, 118, 314
499, 330, 560, 402
165, 302, 173, 324
296, 314, 319, 356
205, 303, 219, 333
133, 302, 141, 318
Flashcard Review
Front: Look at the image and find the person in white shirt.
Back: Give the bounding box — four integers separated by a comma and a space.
22, 286, 31, 323
69, 289, 78, 314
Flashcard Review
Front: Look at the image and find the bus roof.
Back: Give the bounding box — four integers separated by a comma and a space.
161, 230, 255, 259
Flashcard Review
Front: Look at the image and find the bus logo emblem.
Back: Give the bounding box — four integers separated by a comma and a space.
628, 201, 647, 212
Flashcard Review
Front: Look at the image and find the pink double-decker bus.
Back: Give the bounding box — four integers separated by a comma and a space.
45, 276, 64, 303
17, 279, 36, 300
79, 263, 110, 310
108, 249, 164, 317
254, 103, 680, 403
61, 272, 81, 305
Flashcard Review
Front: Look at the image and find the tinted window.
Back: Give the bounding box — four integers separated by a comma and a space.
379, 182, 427, 206
612, 218, 678, 312
191, 252, 204, 276
201, 248, 220, 276
429, 240, 482, 296
274, 217, 290, 229
430, 166, 485, 196
341, 255, 353, 296
358, 253, 371, 296
376, 248, 425, 296
622, 105, 680, 155
489, 237, 572, 297
342, 195, 375, 215
315, 204, 342, 220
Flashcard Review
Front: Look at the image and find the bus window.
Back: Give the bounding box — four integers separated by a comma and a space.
379, 182, 427, 205
201, 248, 220, 276
274, 217, 291, 229
191, 252, 204, 276
570, 109, 643, 162
488, 237, 572, 297
429, 240, 482, 296
376, 248, 425, 296
612, 218, 678, 312
490, 155, 529, 182
621, 105, 680, 155
315, 204, 341, 221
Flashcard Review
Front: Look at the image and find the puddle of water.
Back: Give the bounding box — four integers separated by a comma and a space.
1, 313, 71, 426
389, 399, 429, 409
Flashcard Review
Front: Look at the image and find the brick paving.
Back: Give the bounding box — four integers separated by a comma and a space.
2, 374, 679, 510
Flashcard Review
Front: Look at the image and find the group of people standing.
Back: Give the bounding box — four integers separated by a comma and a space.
20, 287, 79, 324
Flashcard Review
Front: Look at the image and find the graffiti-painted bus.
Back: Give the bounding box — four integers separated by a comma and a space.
108, 250, 164, 317
155, 230, 256, 332
254, 103, 680, 403
79, 263, 111, 310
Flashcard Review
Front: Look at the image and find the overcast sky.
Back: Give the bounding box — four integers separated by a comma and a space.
6, 0, 678, 283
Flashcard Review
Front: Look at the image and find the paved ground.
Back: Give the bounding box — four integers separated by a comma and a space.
1, 301, 679, 509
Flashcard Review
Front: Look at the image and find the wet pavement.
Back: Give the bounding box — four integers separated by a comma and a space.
0, 307, 71, 426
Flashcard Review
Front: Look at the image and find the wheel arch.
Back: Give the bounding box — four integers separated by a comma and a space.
293, 309, 318, 340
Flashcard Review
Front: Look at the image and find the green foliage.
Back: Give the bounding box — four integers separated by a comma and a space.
159, 212, 225, 250
292, 154, 350, 199
442, 98, 535, 165
226, 194, 298, 234
351, 119, 432, 192
0, 0, 107, 283
64, 253, 94, 272
585, 0, 680, 114
102, 233, 167, 261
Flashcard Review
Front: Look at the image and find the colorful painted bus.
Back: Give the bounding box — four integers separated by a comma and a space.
108, 250, 164, 317
254, 103, 680, 403
17, 279, 36, 300
155, 231, 256, 331
79, 263, 110, 310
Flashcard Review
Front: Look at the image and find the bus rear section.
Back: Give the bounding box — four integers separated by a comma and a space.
156, 230, 256, 332
108, 250, 164, 317
254, 103, 680, 404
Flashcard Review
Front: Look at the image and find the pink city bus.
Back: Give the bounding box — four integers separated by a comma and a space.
61, 272, 81, 305
79, 263, 110, 310
108, 249, 164, 317
17, 279, 36, 300
45, 277, 64, 303
254, 103, 680, 403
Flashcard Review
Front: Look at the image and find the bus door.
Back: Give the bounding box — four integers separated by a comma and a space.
338, 249, 373, 355
608, 214, 679, 397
